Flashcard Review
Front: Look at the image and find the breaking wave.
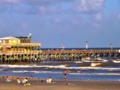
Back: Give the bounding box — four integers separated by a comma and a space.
70, 73, 120, 76
11, 70, 120, 76
1, 65, 120, 71
12, 70, 62, 74
0, 64, 66, 69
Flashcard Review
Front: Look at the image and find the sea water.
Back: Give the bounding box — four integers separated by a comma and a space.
0, 61, 120, 81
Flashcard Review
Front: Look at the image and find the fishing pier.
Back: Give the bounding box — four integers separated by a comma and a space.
40, 48, 120, 61
0, 36, 120, 63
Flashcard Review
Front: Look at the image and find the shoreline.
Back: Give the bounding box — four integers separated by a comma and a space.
0, 76, 120, 90
1, 75, 120, 82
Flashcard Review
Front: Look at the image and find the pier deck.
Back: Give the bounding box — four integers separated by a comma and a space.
0, 48, 120, 63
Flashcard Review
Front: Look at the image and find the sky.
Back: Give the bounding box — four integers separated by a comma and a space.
0, 0, 120, 48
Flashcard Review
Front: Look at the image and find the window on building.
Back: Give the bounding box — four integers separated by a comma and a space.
0, 40, 2, 44
6, 40, 9, 43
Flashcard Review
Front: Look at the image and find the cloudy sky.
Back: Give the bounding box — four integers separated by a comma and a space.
0, 0, 120, 48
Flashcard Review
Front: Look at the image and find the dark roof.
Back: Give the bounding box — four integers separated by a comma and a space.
15, 36, 31, 39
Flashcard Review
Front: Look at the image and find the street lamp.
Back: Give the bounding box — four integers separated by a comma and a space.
110, 43, 112, 50
86, 41, 88, 49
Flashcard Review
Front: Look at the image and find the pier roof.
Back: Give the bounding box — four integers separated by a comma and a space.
0, 36, 19, 40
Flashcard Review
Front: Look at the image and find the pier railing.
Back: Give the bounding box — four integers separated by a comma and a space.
0, 49, 120, 63
0, 43, 41, 47
41, 49, 119, 54
0, 50, 41, 55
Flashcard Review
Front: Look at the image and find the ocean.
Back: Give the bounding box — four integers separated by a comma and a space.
0, 61, 120, 81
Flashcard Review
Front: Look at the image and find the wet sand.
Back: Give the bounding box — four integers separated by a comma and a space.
0, 76, 120, 90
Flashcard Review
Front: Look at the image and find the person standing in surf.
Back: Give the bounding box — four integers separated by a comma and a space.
63, 70, 67, 79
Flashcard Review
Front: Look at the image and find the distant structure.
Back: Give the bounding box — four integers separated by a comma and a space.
0, 35, 41, 63
85, 41, 88, 49
60, 43, 65, 50
110, 43, 112, 50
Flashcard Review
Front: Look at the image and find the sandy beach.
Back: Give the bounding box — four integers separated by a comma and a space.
0, 76, 120, 90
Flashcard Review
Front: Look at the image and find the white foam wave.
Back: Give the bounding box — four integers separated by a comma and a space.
65, 67, 120, 71
12, 70, 62, 74
0, 64, 66, 69
0, 67, 7, 72
70, 73, 120, 76
0, 69, 4, 71
12, 70, 120, 76
1, 65, 120, 71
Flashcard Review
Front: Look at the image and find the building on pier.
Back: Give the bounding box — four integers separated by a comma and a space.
0, 35, 41, 63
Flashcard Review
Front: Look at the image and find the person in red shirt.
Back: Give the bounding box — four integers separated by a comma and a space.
63, 70, 67, 79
